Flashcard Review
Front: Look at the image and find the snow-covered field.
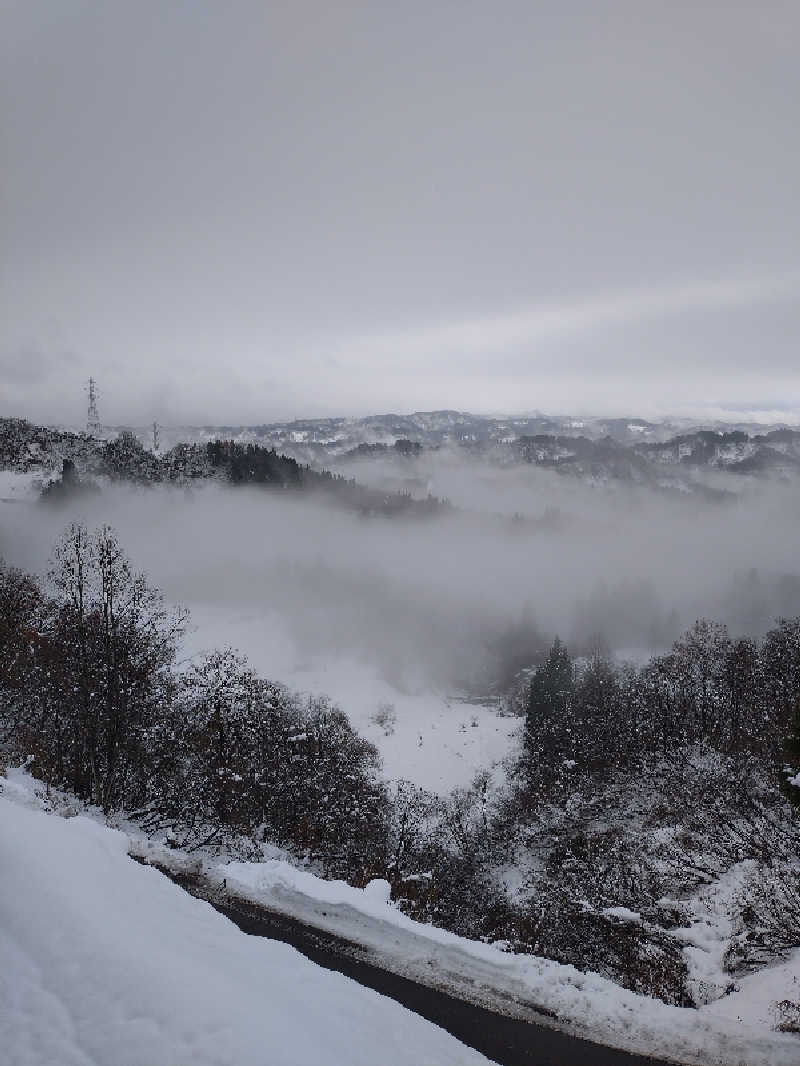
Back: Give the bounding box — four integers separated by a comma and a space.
0, 775, 491, 1066
2, 770, 799, 1066
185, 604, 520, 794
0, 470, 45, 504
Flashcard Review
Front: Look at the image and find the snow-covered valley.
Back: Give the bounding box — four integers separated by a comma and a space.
6, 0, 800, 1056
184, 603, 520, 794
2, 444, 800, 1066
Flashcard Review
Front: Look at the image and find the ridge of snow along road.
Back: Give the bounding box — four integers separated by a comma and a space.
2, 771, 799, 1066
190, 854, 800, 1066
0, 785, 493, 1066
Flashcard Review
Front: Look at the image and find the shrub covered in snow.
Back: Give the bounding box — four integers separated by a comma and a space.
0, 526, 388, 880
489, 626, 800, 1001
371, 701, 397, 735
772, 998, 800, 1034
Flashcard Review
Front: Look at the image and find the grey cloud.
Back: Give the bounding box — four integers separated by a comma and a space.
2, 2, 799, 423
0, 344, 82, 387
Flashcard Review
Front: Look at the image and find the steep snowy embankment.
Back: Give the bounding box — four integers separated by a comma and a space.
206, 855, 800, 1066
3, 772, 799, 1066
0, 791, 491, 1066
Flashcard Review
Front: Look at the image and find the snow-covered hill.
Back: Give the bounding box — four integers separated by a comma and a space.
5, 413, 798, 502
115, 411, 800, 458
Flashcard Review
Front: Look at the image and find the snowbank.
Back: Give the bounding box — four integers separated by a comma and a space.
218, 855, 800, 1066
3, 770, 799, 1066
0, 793, 491, 1066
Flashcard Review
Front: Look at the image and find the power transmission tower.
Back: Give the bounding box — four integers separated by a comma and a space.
86, 378, 101, 436
152, 421, 160, 453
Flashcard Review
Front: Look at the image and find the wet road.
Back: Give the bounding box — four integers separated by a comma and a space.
150, 862, 679, 1066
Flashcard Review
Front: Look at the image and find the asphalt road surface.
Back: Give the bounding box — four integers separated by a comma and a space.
151, 863, 680, 1066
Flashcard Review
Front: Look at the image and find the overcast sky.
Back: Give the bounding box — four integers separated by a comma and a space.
2, 1, 799, 426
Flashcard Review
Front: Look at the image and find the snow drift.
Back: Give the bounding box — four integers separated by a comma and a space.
0, 791, 490, 1066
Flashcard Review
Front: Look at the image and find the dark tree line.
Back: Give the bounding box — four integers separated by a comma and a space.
206, 439, 449, 518
0, 526, 387, 879
206, 440, 306, 487
520, 621, 800, 803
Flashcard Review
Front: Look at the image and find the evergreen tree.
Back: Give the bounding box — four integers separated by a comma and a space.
525, 638, 572, 729
523, 637, 574, 793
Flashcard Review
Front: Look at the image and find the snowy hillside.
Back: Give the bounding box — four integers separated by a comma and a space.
2, 771, 799, 1066
184, 604, 520, 794
0, 781, 491, 1066
0, 470, 48, 504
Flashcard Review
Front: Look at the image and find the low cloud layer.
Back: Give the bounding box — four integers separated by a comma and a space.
3, 464, 800, 693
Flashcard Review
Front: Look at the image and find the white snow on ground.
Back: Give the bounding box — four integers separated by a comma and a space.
600, 906, 641, 923
203, 854, 800, 1066
704, 954, 800, 1032
0, 786, 492, 1066
184, 604, 520, 794
0, 471, 43, 503
671, 863, 749, 1006
3, 769, 800, 1066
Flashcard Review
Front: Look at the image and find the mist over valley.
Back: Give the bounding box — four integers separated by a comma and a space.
3, 417, 800, 755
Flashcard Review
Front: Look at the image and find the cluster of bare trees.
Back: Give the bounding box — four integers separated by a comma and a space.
0, 526, 387, 878
1, 525, 182, 811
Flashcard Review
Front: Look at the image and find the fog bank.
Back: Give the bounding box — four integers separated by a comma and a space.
2, 471, 799, 691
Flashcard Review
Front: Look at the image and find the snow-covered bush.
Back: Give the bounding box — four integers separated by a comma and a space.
516, 894, 691, 1005
137, 655, 390, 879
725, 863, 800, 974
371, 701, 396, 735
772, 999, 800, 1034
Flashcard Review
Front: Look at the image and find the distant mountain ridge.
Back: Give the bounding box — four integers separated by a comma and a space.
2, 413, 799, 504
43, 409, 800, 458
0, 417, 449, 519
